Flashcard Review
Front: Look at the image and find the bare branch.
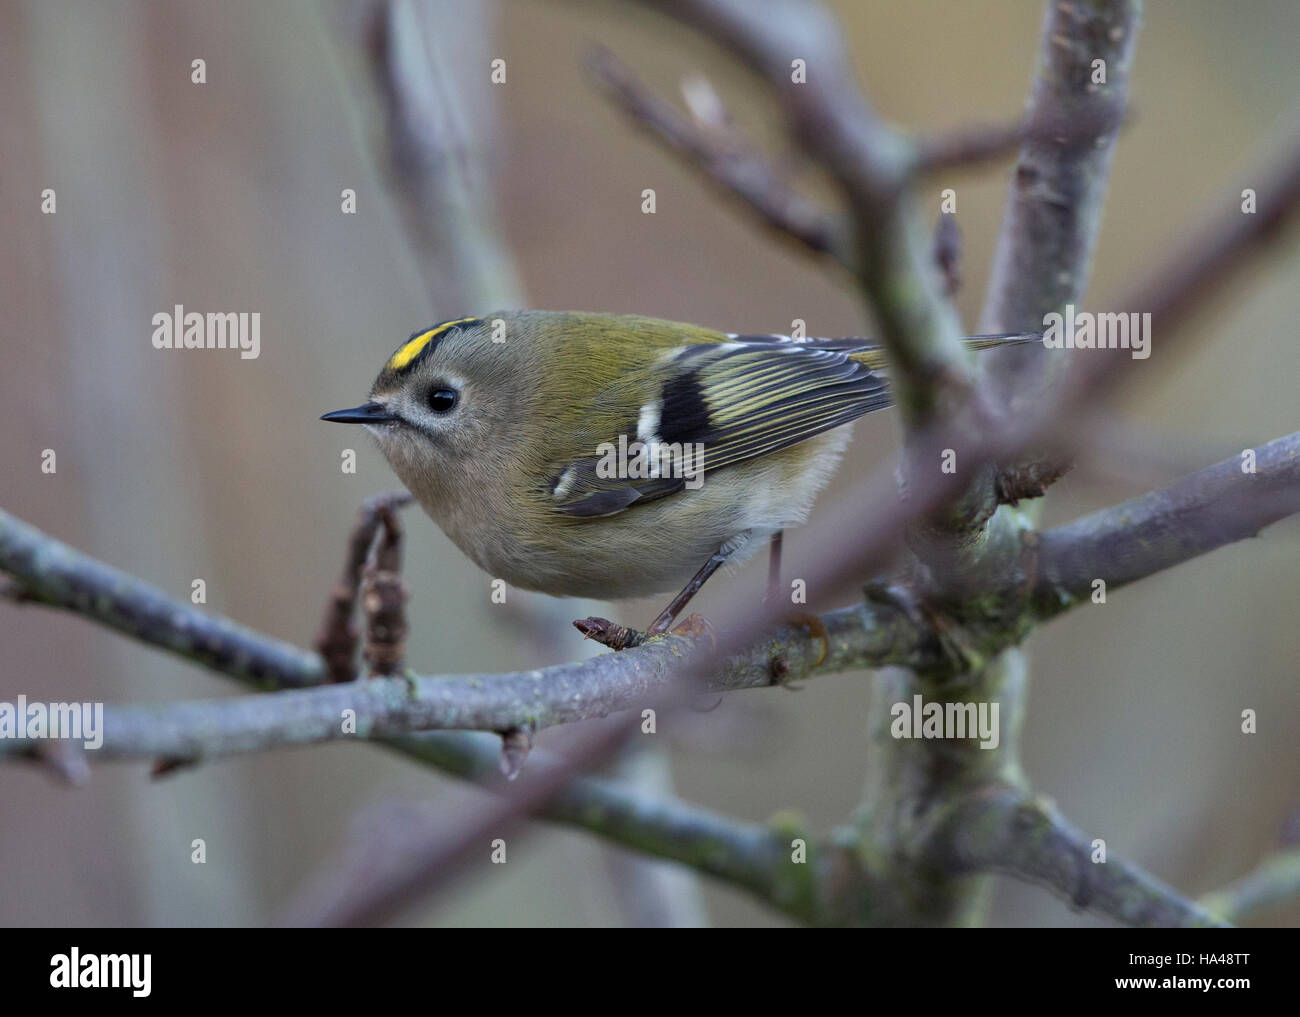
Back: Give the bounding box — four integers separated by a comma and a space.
327, 0, 523, 311
935, 787, 1229, 927
634, 0, 973, 432
981, 0, 1142, 335
11, 427, 1295, 772
0, 594, 934, 767
1032, 430, 1300, 613
914, 99, 1128, 175
979, 0, 1142, 503
1061, 128, 1300, 409
586, 44, 850, 263
1200, 848, 1300, 924
283, 729, 796, 925
284, 720, 640, 926
0, 508, 322, 690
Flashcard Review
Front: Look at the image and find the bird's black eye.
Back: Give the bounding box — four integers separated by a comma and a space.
427, 386, 458, 413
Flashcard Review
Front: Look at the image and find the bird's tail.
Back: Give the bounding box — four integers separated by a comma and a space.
844, 331, 1043, 370
960, 331, 1044, 352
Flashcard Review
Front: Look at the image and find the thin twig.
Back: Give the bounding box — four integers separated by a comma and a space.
915, 99, 1129, 174
585, 44, 848, 262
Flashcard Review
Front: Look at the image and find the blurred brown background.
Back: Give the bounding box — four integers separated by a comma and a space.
0, 0, 1297, 927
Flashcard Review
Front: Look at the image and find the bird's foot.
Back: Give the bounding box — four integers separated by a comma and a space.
784, 612, 829, 668
670, 613, 717, 649
573, 611, 717, 651
573, 616, 648, 651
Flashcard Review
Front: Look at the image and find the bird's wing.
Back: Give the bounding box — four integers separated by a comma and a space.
548, 341, 890, 518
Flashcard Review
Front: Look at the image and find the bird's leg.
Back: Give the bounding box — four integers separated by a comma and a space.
646, 533, 749, 635
575, 534, 748, 649
765, 530, 784, 605
646, 553, 726, 635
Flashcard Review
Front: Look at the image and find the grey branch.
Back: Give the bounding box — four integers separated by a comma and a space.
635, 0, 973, 432
914, 99, 1128, 175
284, 719, 641, 927
0, 508, 322, 690
1200, 848, 1300, 924
5, 424, 1298, 767
981, 0, 1142, 335
285, 729, 797, 925
1033, 431, 1300, 614
586, 44, 851, 264
0, 606, 929, 766
979, 0, 1142, 507
0, 506, 941, 763
935, 787, 1229, 927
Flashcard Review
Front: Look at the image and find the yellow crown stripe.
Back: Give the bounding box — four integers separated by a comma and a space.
387, 317, 477, 371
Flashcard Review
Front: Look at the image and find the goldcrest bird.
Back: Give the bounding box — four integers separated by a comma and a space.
322, 312, 1038, 635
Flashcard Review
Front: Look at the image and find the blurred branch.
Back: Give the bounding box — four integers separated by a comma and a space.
6, 0, 1299, 930
1200, 848, 1300, 924
284, 719, 641, 926
632, 0, 973, 433
1056, 126, 1300, 412
971, 0, 1142, 531
586, 44, 851, 264
914, 99, 1128, 175
284, 729, 797, 925
981, 0, 1141, 337
935, 787, 1228, 927
331, 0, 709, 917
932, 212, 961, 297
326, 0, 523, 311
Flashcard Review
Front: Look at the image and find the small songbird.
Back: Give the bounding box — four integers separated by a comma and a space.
322, 312, 1038, 635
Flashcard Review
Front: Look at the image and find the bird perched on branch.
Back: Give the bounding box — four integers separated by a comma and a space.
323, 312, 1039, 638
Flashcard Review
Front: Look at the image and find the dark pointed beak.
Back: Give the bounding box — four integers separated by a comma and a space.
320, 402, 397, 424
